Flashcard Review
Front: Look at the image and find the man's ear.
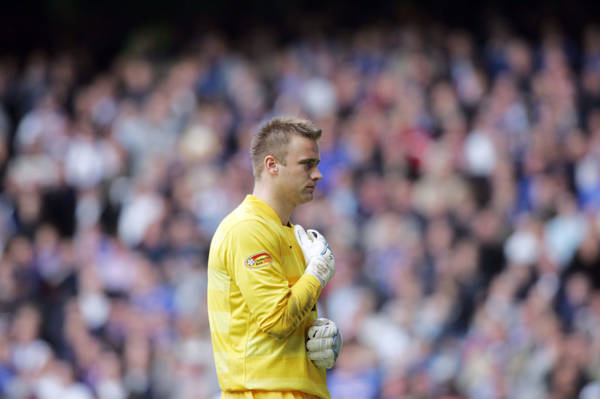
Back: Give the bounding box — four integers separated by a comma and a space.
264, 155, 279, 176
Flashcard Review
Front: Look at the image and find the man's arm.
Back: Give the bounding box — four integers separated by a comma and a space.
228, 220, 322, 338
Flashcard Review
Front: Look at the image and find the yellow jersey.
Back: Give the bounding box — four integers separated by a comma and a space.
207, 195, 329, 399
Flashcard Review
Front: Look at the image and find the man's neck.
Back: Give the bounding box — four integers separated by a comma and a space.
252, 184, 294, 226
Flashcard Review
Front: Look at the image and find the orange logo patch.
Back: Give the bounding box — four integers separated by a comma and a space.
245, 251, 273, 269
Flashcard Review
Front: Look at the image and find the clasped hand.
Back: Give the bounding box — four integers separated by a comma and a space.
294, 225, 335, 288
306, 318, 342, 369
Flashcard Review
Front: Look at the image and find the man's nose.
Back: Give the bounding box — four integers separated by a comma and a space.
311, 167, 323, 181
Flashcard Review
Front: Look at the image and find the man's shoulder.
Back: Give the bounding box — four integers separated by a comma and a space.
210, 209, 281, 259
216, 203, 273, 236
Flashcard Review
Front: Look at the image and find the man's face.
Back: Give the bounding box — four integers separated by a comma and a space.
276, 135, 322, 206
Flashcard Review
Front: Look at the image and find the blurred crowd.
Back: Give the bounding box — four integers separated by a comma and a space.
1, 16, 600, 399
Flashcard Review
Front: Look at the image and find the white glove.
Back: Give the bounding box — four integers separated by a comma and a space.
294, 225, 335, 288
306, 318, 342, 369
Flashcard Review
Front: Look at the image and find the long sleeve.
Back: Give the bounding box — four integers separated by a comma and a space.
228, 219, 322, 338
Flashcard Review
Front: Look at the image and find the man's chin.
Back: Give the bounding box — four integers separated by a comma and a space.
299, 192, 314, 203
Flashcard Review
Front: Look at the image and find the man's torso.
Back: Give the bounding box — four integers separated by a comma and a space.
207, 195, 328, 398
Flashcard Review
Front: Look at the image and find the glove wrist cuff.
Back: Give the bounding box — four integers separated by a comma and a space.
305, 257, 332, 288
305, 268, 326, 288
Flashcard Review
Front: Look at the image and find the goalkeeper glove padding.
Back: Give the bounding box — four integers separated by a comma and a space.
306, 318, 342, 369
294, 225, 335, 288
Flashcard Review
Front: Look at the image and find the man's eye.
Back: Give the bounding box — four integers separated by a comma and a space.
301, 161, 319, 169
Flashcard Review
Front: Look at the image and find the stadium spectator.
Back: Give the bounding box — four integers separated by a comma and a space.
0, 17, 599, 399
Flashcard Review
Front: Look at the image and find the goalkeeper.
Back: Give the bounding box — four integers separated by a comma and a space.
207, 117, 342, 399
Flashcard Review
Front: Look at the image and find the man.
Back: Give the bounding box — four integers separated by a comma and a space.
207, 116, 342, 399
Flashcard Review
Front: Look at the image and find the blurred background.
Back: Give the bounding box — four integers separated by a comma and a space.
2, 0, 600, 398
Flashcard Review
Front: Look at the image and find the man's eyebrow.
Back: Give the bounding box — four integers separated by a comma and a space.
298, 158, 320, 165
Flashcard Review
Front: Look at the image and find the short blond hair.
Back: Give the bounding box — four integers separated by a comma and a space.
250, 116, 322, 179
